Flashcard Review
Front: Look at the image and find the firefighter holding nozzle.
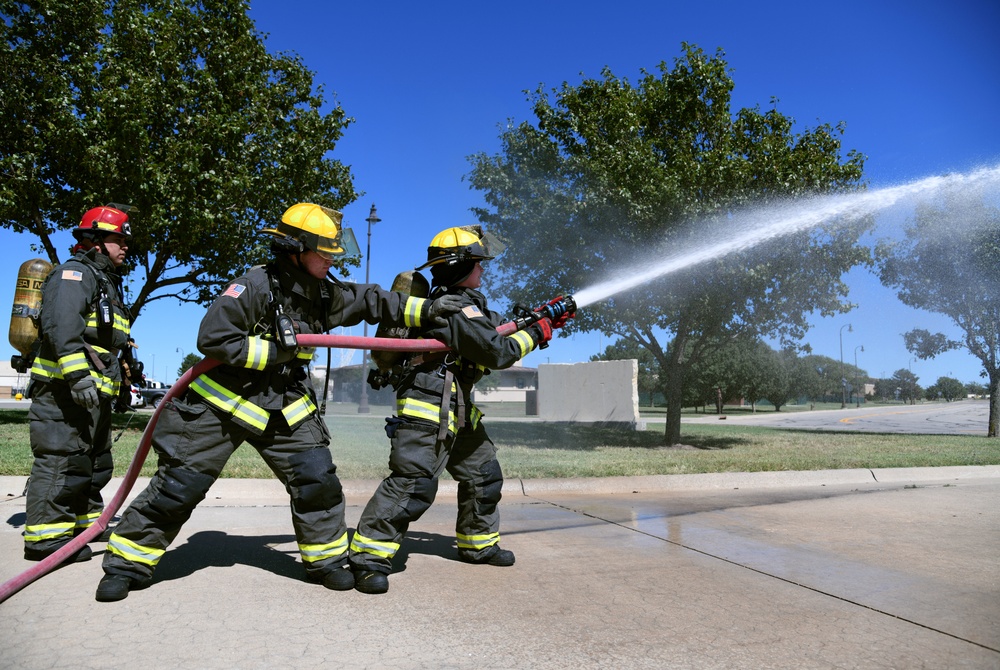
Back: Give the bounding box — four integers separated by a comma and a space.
95, 203, 464, 601
23, 206, 135, 563
349, 225, 571, 594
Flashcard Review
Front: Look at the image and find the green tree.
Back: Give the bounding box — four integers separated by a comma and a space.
876, 194, 1000, 436
1, 0, 358, 320
890, 368, 921, 405
925, 376, 966, 402
468, 44, 869, 444
176, 352, 203, 379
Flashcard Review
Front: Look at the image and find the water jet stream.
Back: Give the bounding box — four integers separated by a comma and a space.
573, 165, 1000, 309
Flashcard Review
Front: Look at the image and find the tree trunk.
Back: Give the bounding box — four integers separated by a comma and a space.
664, 380, 683, 445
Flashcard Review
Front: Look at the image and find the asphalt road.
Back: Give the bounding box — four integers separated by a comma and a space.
682, 399, 991, 435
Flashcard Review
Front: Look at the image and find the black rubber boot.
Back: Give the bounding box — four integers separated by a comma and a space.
459, 546, 515, 567
24, 543, 92, 563
95, 574, 136, 602
311, 567, 355, 591
354, 571, 389, 594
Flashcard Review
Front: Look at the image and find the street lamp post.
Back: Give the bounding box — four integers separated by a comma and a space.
908, 356, 916, 405
854, 345, 864, 407
839, 323, 852, 409
358, 204, 380, 414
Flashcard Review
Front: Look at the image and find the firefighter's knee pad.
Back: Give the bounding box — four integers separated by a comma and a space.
390, 476, 438, 525
63, 453, 94, 501
288, 448, 342, 513
146, 467, 216, 522
479, 458, 504, 509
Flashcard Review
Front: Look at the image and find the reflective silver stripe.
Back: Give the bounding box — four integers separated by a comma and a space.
58, 352, 90, 376
397, 397, 457, 434
282, 394, 317, 428
510, 330, 535, 358
349, 533, 400, 559
30, 357, 61, 379
403, 297, 426, 327
456, 531, 500, 550
190, 374, 269, 431
107, 533, 165, 566
86, 311, 130, 335
299, 532, 349, 563
245, 336, 270, 370
23, 522, 75, 543
75, 512, 101, 529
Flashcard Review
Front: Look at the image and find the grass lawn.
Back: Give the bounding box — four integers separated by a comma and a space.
1, 407, 996, 480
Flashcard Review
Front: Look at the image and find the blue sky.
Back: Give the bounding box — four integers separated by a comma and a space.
4, 0, 999, 389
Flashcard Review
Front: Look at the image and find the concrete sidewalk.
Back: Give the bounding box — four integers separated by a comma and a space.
2, 467, 999, 669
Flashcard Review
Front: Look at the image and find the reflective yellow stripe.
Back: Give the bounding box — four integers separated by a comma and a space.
509, 330, 535, 358
23, 521, 75, 543
190, 374, 269, 431
470, 405, 483, 430
456, 532, 500, 551
245, 336, 270, 370
75, 512, 101, 529
30, 357, 61, 379
295, 347, 315, 361
403, 297, 427, 328
397, 397, 457, 434
86, 311, 130, 335
349, 532, 400, 559
107, 533, 165, 566
31, 357, 118, 397
299, 532, 349, 563
282, 394, 317, 428
58, 352, 90, 376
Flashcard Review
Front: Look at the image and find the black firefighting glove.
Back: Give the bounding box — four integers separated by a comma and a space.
425, 294, 465, 327
70, 377, 100, 409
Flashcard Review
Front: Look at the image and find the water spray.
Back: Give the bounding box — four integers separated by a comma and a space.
573, 165, 1000, 309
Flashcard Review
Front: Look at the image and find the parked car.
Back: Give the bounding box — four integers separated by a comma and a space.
139, 382, 171, 408
130, 385, 145, 407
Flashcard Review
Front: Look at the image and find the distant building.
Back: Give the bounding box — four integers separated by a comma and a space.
0, 359, 30, 398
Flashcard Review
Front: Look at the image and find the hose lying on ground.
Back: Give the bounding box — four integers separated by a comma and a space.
0, 330, 503, 603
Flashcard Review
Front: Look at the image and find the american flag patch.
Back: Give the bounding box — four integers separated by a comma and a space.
461, 305, 484, 319
222, 283, 246, 298
61, 270, 83, 281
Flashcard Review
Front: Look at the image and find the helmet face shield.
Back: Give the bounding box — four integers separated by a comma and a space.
416, 225, 505, 270
263, 203, 360, 259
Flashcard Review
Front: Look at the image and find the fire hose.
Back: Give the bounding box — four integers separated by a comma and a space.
0, 297, 574, 603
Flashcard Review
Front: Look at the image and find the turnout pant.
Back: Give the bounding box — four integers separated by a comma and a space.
102, 396, 346, 582
350, 419, 505, 574
24, 382, 114, 552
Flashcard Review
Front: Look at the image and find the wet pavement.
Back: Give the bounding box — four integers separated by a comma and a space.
2, 467, 999, 669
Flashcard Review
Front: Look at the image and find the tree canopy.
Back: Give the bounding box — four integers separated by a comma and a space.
1, 0, 358, 319
876, 191, 1000, 435
467, 43, 869, 444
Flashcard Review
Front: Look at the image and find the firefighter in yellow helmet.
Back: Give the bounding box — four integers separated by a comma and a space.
24, 205, 134, 563
95, 203, 464, 601
349, 225, 562, 594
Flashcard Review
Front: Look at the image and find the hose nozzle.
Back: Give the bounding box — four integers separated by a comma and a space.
538, 295, 576, 321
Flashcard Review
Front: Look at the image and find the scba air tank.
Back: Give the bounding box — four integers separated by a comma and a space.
9, 258, 53, 372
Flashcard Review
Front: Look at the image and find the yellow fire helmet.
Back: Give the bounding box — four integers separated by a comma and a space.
415, 225, 505, 270
262, 203, 360, 259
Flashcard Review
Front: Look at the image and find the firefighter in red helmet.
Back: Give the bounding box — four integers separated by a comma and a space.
95, 203, 464, 601
23, 205, 134, 562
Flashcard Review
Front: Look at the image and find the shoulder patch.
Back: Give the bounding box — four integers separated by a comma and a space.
61, 270, 83, 281
461, 305, 484, 319
222, 283, 246, 298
